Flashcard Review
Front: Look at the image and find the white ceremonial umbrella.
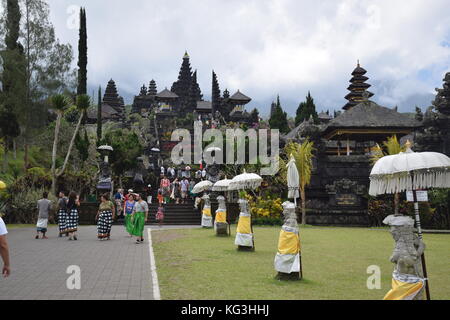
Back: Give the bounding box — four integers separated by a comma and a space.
287, 155, 300, 206
228, 170, 263, 191
192, 180, 213, 194
205, 147, 222, 163
212, 178, 232, 192
369, 143, 450, 300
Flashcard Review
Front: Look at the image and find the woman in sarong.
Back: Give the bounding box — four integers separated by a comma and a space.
57, 192, 68, 237
96, 193, 115, 241
131, 194, 149, 244
123, 194, 135, 237
66, 191, 80, 241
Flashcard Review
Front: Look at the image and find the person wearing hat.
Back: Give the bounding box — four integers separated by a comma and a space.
124, 189, 134, 202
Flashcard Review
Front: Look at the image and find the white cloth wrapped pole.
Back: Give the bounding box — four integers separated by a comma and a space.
287, 155, 300, 204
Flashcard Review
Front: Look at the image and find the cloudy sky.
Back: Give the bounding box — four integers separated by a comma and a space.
46, 0, 450, 117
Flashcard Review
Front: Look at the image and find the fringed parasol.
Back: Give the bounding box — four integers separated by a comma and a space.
228, 170, 263, 191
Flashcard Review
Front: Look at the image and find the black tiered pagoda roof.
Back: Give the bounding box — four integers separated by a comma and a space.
229, 90, 252, 103
343, 62, 374, 111
156, 88, 179, 100
323, 101, 421, 142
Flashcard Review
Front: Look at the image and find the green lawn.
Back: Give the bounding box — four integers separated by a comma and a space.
152, 226, 450, 300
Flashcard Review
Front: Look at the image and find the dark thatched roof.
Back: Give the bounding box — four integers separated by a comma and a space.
196, 101, 212, 110
327, 101, 421, 129
322, 101, 421, 139
156, 88, 179, 99
229, 90, 251, 103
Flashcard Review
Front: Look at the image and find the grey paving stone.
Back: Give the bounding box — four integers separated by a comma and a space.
0, 226, 156, 300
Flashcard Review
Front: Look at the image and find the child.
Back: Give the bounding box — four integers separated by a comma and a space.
157, 188, 164, 205
156, 205, 165, 227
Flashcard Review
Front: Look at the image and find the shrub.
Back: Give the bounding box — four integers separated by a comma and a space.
6, 187, 57, 224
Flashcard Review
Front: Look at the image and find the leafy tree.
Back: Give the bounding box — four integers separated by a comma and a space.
269, 95, 289, 134
56, 94, 90, 178
415, 106, 424, 122
20, 0, 77, 168
75, 129, 90, 167
295, 92, 318, 126
77, 7, 87, 95
249, 108, 260, 125
101, 129, 143, 179
285, 139, 315, 225
96, 86, 102, 143
50, 94, 71, 195
0, 0, 25, 172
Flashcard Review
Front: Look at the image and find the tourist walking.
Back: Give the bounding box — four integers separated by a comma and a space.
0, 216, 10, 277
66, 192, 80, 241
172, 178, 181, 204
57, 192, 68, 237
160, 176, 171, 204
181, 178, 190, 204
131, 194, 149, 244
35, 192, 52, 240
96, 193, 115, 241
114, 189, 124, 219
123, 194, 135, 237
157, 189, 164, 205
156, 204, 165, 227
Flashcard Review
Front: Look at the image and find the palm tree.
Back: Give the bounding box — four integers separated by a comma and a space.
50, 94, 71, 195
371, 135, 407, 215
56, 94, 91, 179
285, 139, 315, 225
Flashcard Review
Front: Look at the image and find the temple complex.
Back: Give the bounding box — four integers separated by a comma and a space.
131, 52, 253, 125
343, 61, 374, 111
87, 79, 126, 123
284, 62, 421, 226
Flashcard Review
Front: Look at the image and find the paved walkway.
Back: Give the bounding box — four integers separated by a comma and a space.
0, 224, 193, 300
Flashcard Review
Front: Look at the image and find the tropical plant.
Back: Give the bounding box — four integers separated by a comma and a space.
55, 94, 90, 189
50, 94, 71, 196
284, 139, 315, 225
370, 135, 407, 215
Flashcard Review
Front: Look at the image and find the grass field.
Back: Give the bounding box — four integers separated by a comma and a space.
152, 226, 450, 300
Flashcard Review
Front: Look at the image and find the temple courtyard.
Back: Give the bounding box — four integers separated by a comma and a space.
0, 225, 448, 300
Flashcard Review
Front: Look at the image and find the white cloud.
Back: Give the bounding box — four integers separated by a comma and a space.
46, 0, 450, 115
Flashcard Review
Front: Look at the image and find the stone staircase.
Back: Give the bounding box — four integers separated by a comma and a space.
147, 201, 201, 225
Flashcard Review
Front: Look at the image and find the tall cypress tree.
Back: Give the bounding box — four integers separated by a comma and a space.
212, 71, 221, 116
269, 95, 289, 134
295, 91, 318, 126
96, 86, 102, 143
0, 0, 24, 172
77, 7, 87, 95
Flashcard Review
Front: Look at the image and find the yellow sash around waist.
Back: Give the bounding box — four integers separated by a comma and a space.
215, 210, 227, 223
202, 208, 211, 216
383, 279, 424, 300
236, 216, 251, 234
278, 230, 300, 255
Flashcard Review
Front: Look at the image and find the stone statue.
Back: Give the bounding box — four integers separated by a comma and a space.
274, 202, 301, 280
383, 215, 426, 300
215, 196, 229, 236
201, 194, 213, 228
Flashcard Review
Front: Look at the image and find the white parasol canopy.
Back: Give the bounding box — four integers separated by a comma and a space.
192, 180, 213, 194
287, 155, 300, 202
369, 148, 450, 196
97, 145, 113, 152
228, 170, 263, 191
212, 178, 232, 192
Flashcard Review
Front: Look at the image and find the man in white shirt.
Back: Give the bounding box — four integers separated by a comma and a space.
0, 217, 10, 277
